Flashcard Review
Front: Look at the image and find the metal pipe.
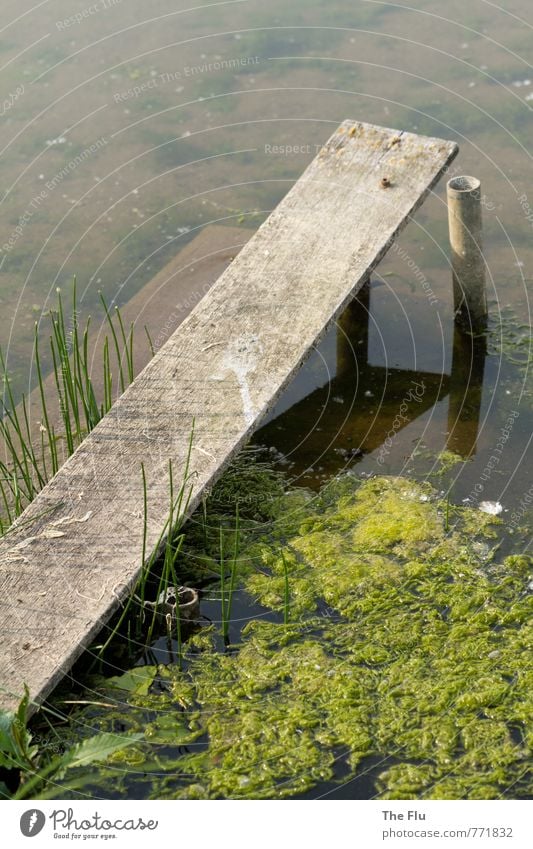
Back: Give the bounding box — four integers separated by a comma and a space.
447, 175, 487, 331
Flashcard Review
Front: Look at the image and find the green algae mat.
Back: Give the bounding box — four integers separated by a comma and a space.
20, 471, 533, 799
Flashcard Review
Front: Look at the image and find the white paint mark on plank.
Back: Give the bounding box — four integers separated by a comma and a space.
221, 335, 263, 426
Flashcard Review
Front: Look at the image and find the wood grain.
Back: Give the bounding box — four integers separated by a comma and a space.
0, 120, 458, 714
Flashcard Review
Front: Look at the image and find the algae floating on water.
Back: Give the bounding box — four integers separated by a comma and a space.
34, 470, 533, 800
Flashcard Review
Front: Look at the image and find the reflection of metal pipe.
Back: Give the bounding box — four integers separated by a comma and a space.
447, 176, 487, 331
447, 324, 486, 458
336, 279, 370, 378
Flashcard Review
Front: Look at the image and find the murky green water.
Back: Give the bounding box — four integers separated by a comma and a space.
0, 0, 531, 800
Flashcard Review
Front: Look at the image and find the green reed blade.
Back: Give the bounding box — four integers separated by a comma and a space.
99, 292, 125, 394
144, 326, 155, 358
281, 550, 290, 625
114, 306, 134, 384
33, 322, 58, 476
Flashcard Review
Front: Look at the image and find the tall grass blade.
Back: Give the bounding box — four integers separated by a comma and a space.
33, 322, 58, 475
0, 280, 149, 536
144, 326, 155, 358
99, 292, 125, 393
224, 505, 240, 641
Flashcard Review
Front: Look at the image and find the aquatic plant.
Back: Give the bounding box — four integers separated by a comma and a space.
487, 304, 533, 404
101, 447, 277, 656
219, 507, 240, 643
0, 280, 139, 531
205, 446, 286, 522
432, 449, 465, 477
281, 549, 291, 624
0, 687, 141, 799
32, 471, 532, 801
95, 439, 196, 662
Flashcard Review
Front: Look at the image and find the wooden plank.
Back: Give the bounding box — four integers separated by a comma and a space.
0, 120, 458, 714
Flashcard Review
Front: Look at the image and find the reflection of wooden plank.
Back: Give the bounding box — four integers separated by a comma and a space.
0, 121, 457, 713
89, 225, 254, 386
257, 364, 450, 485
447, 326, 486, 458
336, 282, 370, 376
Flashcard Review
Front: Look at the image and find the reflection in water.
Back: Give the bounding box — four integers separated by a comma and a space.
257, 280, 488, 483
447, 325, 487, 459
336, 279, 370, 371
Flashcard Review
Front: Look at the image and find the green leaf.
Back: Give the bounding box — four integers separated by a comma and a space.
0, 709, 18, 758
0, 687, 36, 769
61, 731, 144, 772
12, 686, 37, 764
145, 714, 195, 745
15, 731, 144, 799
14, 687, 28, 730
105, 666, 157, 696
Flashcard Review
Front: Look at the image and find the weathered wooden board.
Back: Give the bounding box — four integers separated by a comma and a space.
0, 121, 458, 714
